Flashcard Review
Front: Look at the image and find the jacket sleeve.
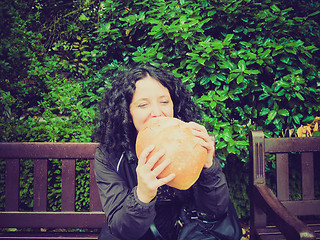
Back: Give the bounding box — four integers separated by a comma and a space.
94, 147, 156, 240
193, 156, 230, 218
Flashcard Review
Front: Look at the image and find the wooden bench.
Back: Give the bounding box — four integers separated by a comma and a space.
0, 142, 105, 240
249, 131, 320, 240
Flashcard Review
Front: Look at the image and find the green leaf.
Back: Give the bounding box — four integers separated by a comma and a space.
302, 116, 316, 123
222, 129, 233, 142
243, 69, 260, 75
156, 52, 164, 59
280, 57, 290, 64
197, 58, 206, 65
260, 108, 270, 116
268, 110, 277, 121
219, 61, 235, 70
293, 115, 301, 124
238, 60, 246, 71
276, 80, 290, 89
236, 141, 249, 146
216, 141, 227, 150
259, 93, 269, 100
200, 77, 210, 85
278, 109, 289, 116
285, 48, 297, 55
211, 40, 224, 49
270, 5, 281, 12
214, 95, 228, 101
312, 131, 320, 137
295, 92, 305, 101
79, 14, 89, 21
259, 49, 271, 58
257, 59, 264, 65
186, 52, 199, 58
223, 34, 234, 43
231, 69, 242, 73
307, 10, 320, 18
210, 101, 217, 109
227, 144, 236, 153
237, 75, 244, 84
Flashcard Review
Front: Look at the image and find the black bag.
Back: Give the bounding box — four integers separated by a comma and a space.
176, 200, 242, 240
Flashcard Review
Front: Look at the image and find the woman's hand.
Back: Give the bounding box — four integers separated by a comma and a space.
136, 145, 176, 203
186, 122, 215, 169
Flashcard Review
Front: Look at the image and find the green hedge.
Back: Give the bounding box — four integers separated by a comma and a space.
1, 0, 319, 219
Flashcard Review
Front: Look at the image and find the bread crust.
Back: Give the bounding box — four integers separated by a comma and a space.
136, 117, 207, 190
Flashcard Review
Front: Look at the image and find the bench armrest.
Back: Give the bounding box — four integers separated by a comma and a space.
253, 183, 316, 240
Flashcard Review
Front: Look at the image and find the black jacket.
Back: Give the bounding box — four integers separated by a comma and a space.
94, 145, 230, 240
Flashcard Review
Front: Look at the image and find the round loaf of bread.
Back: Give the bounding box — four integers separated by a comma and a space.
135, 117, 207, 190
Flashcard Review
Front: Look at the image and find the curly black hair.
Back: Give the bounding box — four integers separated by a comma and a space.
96, 65, 200, 161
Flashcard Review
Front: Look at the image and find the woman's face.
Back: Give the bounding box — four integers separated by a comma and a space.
130, 76, 174, 132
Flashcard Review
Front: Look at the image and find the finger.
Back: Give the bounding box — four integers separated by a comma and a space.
152, 157, 171, 177
191, 127, 212, 144
157, 173, 176, 187
196, 137, 213, 151
186, 122, 210, 138
145, 149, 165, 170
190, 129, 215, 153
186, 122, 206, 132
211, 135, 216, 155
138, 144, 155, 165
191, 128, 209, 140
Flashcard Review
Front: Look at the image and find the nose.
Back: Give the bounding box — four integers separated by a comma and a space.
150, 103, 163, 117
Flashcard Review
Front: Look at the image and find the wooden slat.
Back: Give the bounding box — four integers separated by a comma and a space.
256, 226, 284, 240
257, 223, 320, 240
250, 131, 320, 240
257, 141, 265, 183
89, 159, 102, 211
0, 212, 105, 228
254, 184, 316, 240
0, 232, 100, 240
33, 159, 48, 211
249, 131, 267, 233
282, 200, 320, 216
0, 142, 99, 159
276, 153, 289, 201
301, 152, 314, 200
5, 159, 19, 211
250, 131, 266, 185
309, 223, 320, 240
1, 142, 105, 239
61, 159, 75, 211
265, 137, 320, 153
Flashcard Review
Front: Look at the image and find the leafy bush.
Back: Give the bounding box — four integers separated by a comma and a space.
92, 0, 319, 217
94, 0, 319, 157
1, 0, 319, 219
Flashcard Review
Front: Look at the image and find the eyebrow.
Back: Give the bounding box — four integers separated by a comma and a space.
131, 95, 171, 105
136, 95, 170, 101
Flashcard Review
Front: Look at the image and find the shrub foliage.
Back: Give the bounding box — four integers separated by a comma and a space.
1, 0, 319, 218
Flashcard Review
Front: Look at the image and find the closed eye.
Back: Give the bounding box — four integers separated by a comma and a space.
138, 103, 148, 108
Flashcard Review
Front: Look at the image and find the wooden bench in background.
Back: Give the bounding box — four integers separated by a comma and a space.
0, 142, 105, 240
249, 131, 320, 240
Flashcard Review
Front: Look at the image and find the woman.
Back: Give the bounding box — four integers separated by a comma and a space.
94, 65, 230, 240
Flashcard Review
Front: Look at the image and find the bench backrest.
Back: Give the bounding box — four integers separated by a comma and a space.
0, 142, 105, 229
249, 131, 320, 226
